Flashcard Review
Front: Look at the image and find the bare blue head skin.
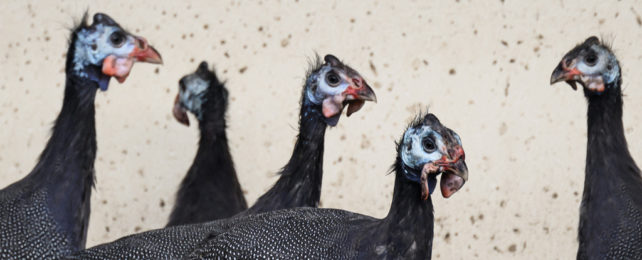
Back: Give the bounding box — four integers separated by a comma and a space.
173, 61, 227, 126
550, 36, 621, 96
71, 13, 162, 91
304, 55, 377, 126
399, 113, 468, 199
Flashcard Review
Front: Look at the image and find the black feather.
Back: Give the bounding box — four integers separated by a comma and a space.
63, 112, 449, 260
167, 64, 247, 227
563, 38, 642, 259
0, 19, 99, 259
242, 56, 333, 214
577, 80, 642, 259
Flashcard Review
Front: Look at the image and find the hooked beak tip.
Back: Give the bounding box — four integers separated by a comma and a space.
359, 84, 377, 102
131, 38, 163, 64
550, 75, 562, 85
550, 64, 566, 85
149, 46, 163, 64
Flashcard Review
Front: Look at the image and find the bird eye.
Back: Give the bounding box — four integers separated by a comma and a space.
585, 53, 598, 66
109, 31, 126, 47
422, 138, 436, 153
325, 72, 341, 87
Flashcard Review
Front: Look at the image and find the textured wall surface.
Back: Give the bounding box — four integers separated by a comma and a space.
1, 1, 642, 259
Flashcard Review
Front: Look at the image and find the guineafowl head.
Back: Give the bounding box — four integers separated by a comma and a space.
303, 54, 377, 126
173, 61, 227, 126
550, 36, 621, 96
69, 13, 162, 90
398, 112, 468, 200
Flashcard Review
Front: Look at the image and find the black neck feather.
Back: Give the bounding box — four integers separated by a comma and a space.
381, 160, 435, 257
578, 77, 642, 258
247, 97, 327, 214
25, 38, 101, 249
584, 79, 638, 190
167, 101, 248, 226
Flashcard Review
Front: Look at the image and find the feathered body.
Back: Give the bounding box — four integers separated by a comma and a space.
64, 113, 466, 260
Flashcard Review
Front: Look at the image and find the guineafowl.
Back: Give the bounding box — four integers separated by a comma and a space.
551, 36, 642, 259
0, 13, 161, 259
167, 62, 247, 227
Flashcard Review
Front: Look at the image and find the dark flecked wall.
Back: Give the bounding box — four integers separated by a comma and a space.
1, 1, 641, 259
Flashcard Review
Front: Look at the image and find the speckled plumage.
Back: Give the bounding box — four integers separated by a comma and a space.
185, 113, 464, 260
65, 113, 464, 260
64, 154, 435, 260
0, 189, 75, 259
63, 221, 220, 259
0, 24, 100, 258
0, 13, 162, 259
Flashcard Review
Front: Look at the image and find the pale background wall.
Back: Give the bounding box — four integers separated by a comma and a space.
1, 1, 641, 259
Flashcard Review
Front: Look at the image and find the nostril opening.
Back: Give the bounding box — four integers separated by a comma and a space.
136, 38, 145, 49
179, 80, 187, 91
352, 78, 361, 87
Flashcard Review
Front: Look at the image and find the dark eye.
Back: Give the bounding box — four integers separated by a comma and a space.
422, 138, 436, 152
109, 31, 126, 47
325, 72, 341, 87
585, 53, 598, 66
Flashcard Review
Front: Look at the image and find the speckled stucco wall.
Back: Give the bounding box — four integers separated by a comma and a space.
1, 1, 641, 259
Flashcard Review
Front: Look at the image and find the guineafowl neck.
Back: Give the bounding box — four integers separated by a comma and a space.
195, 111, 240, 192
198, 112, 227, 144
165, 109, 246, 226
381, 165, 435, 255
25, 70, 99, 249
579, 79, 642, 258
246, 101, 327, 214
585, 84, 637, 183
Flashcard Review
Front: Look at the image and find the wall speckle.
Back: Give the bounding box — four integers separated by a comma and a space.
0, 1, 641, 259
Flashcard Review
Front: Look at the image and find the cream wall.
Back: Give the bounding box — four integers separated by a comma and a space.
1, 1, 642, 259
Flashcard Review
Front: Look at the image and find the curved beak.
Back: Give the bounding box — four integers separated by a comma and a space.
130, 36, 163, 64
172, 94, 190, 126
342, 81, 377, 117
550, 58, 581, 90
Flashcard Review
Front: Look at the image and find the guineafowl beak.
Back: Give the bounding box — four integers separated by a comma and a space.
130, 36, 163, 64
550, 58, 582, 90
173, 94, 190, 126
342, 81, 377, 117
